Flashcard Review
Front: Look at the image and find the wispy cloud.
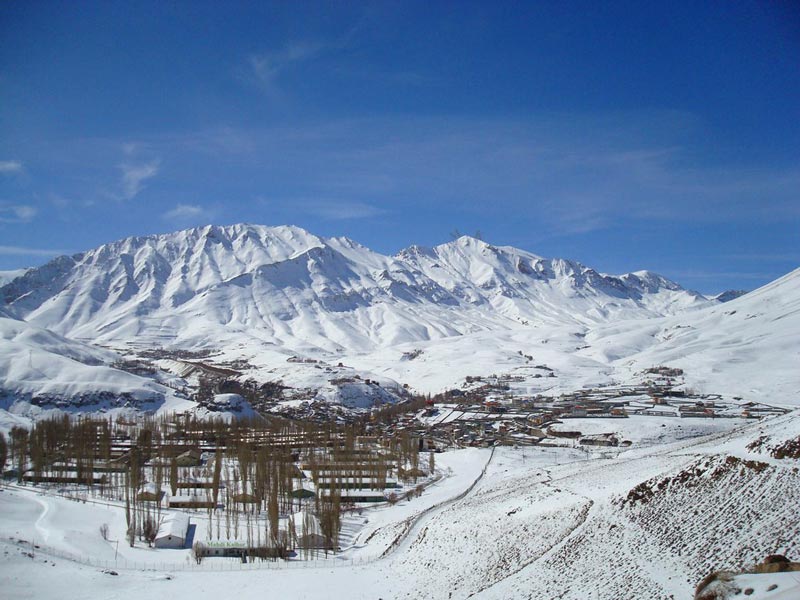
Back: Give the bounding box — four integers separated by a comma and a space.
0, 160, 23, 174
302, 200, 386, 220
244, 113, 798, 235
122, 142, 142, 156
23, 112, 798, 242
118, 159, 160, 200
0, 204, 37, 223
162, 203, 214, 223
238, 8, 370, 94
0, 244, 66, 256
129, 113, 798, 239
722, 252, 800, 263
669, 269, 784, 281
245, 42, 325, 97
176, 127, 255, 156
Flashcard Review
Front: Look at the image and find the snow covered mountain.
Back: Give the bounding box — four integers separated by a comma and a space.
398, 237, 708, 325
1, 223, 795, 412
0, 269, 29, 287
0, 224, 708, 353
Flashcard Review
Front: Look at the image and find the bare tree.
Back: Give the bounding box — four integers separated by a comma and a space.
169, 456, 178, 497
141, 513, 159, 547
192, 541, 205, 564
0, 431, 6, 476
9, 427, 28, 483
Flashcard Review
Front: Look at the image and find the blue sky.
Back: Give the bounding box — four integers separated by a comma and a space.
0, 1, 798, 293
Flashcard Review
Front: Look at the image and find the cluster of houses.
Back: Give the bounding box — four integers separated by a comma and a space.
392, 377, 788, 450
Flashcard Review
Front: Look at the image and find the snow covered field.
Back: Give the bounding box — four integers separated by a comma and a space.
2, 411, 798, 600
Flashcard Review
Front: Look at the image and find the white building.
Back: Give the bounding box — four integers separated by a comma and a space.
154, 513, 190, 549
289, 510, 327, 549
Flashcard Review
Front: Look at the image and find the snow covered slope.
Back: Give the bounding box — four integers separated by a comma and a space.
584, 268, 800, 403
0, 268, 29, 286
2, 412, 798, 600
712, 289, 749, 303
0, 309, 185, 416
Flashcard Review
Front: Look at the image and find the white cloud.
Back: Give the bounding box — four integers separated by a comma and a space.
0, 160, 23, 174
246, 41, 325, 97
121, 142, 141, 156
119, 160, 160, 200
162, 203, 213, 223
0, 204, 37, 223
303, 200, 386, 220
49, 194, 70, 208
0, 245, 65, 256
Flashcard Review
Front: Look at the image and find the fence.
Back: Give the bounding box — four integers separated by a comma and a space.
7, 538, 374, 572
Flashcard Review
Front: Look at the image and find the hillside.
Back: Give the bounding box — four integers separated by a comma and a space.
0, 309, 189, 419
582, 268, 800, 403
2, 411, 798, 600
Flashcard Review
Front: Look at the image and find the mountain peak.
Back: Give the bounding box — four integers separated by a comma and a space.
712, 289, 749, 303
620, 270, 684, 293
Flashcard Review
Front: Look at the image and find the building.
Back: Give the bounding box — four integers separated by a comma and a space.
168, 494, 215, 509
175, 448, 203, 467
136, 482, 165, 503
154, 513, 190, 549
289, 510, 327, 549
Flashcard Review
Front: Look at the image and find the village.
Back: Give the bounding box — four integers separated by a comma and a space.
394, 366, 788, 451
1, 413, 433, 563
0, 366, 788, 567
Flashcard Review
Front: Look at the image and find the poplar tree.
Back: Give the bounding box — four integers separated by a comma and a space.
0, 432, 7, 475
169, 457, 178, 497
267, 482, 279, 550
9, 427, 28, 483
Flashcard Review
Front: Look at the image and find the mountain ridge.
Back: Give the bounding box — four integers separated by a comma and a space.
0, 224, 710, 352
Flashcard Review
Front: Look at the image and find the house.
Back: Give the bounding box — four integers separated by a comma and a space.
168, 494, 215, 509
289, 510, 328, 549
23, 471, 106, 485
154, 513, 190, 549
319, 489, 386, 503
175, 448, 203, 467
290, 485, 316, 500
136, 482, 165, 503
230, 492, 259, 504
579, 435, 619, 447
